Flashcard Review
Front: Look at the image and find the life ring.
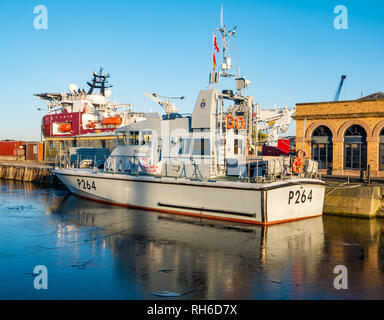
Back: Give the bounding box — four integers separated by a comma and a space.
235, 116, 245, 130
296, 149, 307, 159
292, 157, 303, 174
225, 114, 235, 129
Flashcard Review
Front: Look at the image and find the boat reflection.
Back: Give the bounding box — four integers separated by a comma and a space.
2, 180, 384, 298
48, 194, 331, 299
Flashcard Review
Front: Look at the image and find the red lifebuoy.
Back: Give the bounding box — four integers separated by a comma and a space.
296, 149, 307, 159
235, 116, 245, 130
292, 157, 303, 174
225, 114, 235, 129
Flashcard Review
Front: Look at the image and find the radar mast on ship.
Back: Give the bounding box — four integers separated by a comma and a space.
87, 67, 113, 96
210, 6, 251, 96
217, 4, 237, 78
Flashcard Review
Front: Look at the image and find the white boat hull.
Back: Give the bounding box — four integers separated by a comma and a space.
54, 169, 325, 226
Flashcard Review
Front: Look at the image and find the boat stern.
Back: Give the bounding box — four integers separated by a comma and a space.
264, 179, 325, 224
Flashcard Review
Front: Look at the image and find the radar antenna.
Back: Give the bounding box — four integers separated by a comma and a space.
87, 67, 113, 96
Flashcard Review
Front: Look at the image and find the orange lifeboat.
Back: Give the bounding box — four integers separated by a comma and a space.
58, 123, 72, 133
101, 116, 122, 126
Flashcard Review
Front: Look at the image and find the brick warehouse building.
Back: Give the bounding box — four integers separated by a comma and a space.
294, 92, 384, 177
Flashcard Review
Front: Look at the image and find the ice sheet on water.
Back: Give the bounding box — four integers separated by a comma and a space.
152, 289, 195, 297
342, 242, 360, 246
70, 260, 94, 269
5, 205, 34, 211
158, 269, 174, 273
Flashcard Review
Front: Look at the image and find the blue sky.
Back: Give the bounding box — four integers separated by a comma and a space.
1, 0, 384, 140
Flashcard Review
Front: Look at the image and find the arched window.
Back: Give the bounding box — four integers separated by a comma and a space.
312, 126, 333, 169
344, 125, 367, 170
379, 128, 384, 170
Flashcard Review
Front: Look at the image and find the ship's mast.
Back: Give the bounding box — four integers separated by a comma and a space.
209, 7, 254, 177
217, 5, 237, 78
210, 6, 239, 177
209, 5, 238, 85
87, 67, 113, 96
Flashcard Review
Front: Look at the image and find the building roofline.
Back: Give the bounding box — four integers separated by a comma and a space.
297, 97, 384, 106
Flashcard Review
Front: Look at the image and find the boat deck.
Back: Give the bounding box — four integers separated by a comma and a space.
53, 168, 325, 191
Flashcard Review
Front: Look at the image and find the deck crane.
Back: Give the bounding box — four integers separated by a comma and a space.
334, 75, 347, 101
144, 92, 184, 116
255, 106, 296, 147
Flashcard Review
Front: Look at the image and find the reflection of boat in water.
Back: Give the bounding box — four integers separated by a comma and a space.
54, 12, 325, 226
52, 194, 325, 263
49, 194, 325, 299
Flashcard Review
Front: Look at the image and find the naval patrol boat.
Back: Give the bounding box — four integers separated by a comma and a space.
53, 15, 325, 226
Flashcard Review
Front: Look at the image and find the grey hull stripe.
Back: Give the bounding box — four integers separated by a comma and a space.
158, 202, 255, 218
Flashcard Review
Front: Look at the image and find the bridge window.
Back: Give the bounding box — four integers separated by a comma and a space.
192, 129, 210, 156
193, 139, 210, 156
117, 132, 127, 146
178, 138, 191, 155
344, 125, 367, 170
141, 130, 152, 145
311, 126, 333, 169
128, 131, 139, 145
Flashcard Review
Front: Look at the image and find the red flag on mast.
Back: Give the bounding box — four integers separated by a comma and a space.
213, 52, 217, 70
213, 32, 219, 52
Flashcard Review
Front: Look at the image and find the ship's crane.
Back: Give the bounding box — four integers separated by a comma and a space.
144, 92, 184, 115
254, 106, 296, 147
333, 75, 347, 101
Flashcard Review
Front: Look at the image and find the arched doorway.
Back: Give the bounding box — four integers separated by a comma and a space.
344, 125, 367, 170
311, 126, 333, 169
379, 128, 384, 170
